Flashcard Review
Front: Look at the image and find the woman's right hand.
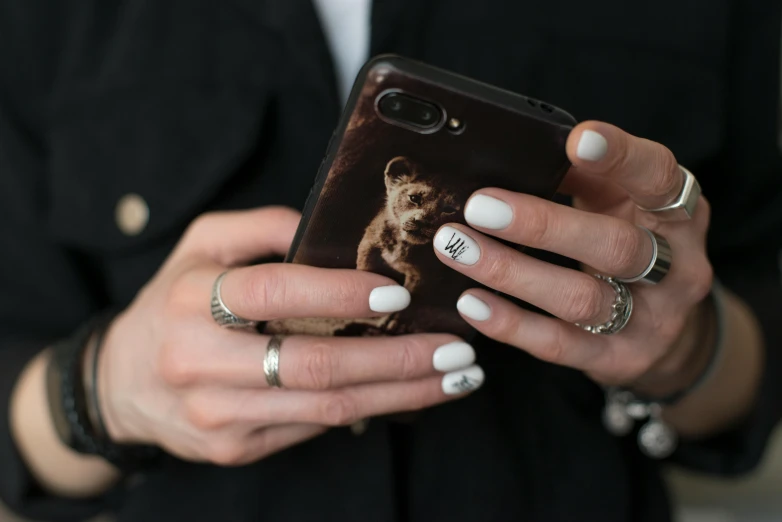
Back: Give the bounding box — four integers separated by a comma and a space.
99, 207, 482, 466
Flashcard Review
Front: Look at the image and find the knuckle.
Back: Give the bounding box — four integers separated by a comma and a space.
205, 438, 246, 467
488, 311, 521, 345
605, 225, 644, 275
181, 213, 221, 252
245, 265, 288, 317
695, 196, 711, 230
689, 260, 714, 303
539, 326, 567, 364
166, 271, 202, 315
316, 273, 361, 312
651, 148, 680, 197
184, 398, 227, 431
186, 212, 221, 240
331, 275, 363, 309
560, 277, 604, 323
320, 392, 359, 426
483, 251, 522, 291
300, 342, 336, 390
519, 203, 556, 248
158, 343, 197, 387
392, 336, 426, 380
609, 134, 633, 173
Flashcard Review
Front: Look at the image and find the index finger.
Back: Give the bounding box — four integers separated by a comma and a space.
219, 264, 411, 321
566, 121, 683, 210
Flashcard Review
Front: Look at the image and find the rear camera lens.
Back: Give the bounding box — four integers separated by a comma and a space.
378, 92, 442, 130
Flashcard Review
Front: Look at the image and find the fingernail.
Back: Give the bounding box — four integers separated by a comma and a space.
465, 194, 513, 230
433, 341, 476, 372
369, 285, 411, 313
457, 294, 491, 321
576, 130, 608, 161
434, 226, 480, 265
442, 365, 485, 395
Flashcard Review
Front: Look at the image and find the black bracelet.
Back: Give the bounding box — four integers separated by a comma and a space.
47, 311, 162, 472
84, 312, 112, 440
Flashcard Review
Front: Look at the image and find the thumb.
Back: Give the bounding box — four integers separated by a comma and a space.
176, 206, 302, 267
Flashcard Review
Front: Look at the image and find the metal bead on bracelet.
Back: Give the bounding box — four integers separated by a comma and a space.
602, 389, 679, 459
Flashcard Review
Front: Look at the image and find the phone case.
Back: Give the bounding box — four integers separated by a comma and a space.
265, 55, 576, 339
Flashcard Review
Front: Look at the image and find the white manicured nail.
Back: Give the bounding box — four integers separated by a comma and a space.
442, 365, 485, 395
369, 285, 411, 313
432, 341, 476, 372
434, 226, 480, 265
457, 294, 491, 321
465, 194, 514, 229
576, 130, 608, 161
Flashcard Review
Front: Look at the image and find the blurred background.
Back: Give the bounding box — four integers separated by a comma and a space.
666, 426, 782, 522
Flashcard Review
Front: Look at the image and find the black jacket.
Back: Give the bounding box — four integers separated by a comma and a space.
1, 1, 781, 521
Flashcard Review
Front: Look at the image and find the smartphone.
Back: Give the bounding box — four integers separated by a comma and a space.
265, 54, 576, 339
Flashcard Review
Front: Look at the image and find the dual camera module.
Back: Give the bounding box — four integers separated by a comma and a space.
377, 92, 463, 133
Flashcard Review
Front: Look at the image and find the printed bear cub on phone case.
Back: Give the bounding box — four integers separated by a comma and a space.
358, 157, 466, 291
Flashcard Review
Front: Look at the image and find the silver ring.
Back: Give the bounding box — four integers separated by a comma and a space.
616, 227, 672, 285
264, 335, 284, 388
210, 271, 258, 329
576, 275, 633, 335
636, 165, 701, 221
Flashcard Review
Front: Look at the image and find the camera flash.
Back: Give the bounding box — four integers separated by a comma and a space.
447, 117, 464, 133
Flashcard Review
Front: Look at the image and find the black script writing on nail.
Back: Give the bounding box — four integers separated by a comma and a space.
452, 374, 480, 392
444, 233, 469, 261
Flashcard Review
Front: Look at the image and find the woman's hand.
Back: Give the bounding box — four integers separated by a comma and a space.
99, 207, 481, 466
433, 121, 715, 399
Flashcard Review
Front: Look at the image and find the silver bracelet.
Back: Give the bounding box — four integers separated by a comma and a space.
602, 279, 727, 459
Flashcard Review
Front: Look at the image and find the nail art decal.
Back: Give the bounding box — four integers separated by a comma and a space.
444, 234, 468, 259
434, 226, 480, 265
453, 374, 481, 392
442, 365, 485, 395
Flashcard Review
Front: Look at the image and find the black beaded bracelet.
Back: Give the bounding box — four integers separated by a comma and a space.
47, 311, 162, 472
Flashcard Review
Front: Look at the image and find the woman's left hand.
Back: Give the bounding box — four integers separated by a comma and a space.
434, 121, 714, 396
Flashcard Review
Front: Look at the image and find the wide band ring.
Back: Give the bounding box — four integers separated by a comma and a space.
210, 271, 258, 329
636, 165, 701, 221
616, 227, 672, 285
576, 275, 633, 335
264, 335, 284, 388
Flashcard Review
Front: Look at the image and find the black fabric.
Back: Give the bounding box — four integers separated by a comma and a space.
1, 0, 781, 521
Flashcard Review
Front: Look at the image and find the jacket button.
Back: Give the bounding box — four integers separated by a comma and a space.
115, 194, 149, 236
